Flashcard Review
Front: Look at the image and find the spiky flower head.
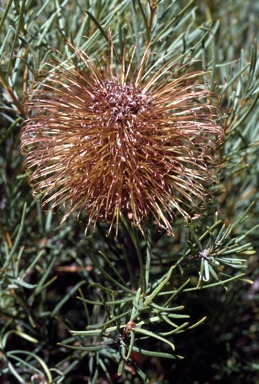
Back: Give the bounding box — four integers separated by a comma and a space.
21, 40, 223, 234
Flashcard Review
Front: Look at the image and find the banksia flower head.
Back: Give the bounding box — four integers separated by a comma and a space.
21, 40, 223, 234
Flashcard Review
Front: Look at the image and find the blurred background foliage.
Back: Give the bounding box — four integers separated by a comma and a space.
0, 0, 258, 383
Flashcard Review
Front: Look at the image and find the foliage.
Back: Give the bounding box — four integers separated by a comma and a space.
0, 0, 258, 383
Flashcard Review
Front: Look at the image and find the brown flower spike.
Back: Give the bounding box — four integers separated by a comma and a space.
21, 41, 223, 234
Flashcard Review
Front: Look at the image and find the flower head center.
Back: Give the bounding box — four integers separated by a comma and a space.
93, 79, 154, 123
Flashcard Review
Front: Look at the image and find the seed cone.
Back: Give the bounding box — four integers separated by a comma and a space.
21, 41, 224, 234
